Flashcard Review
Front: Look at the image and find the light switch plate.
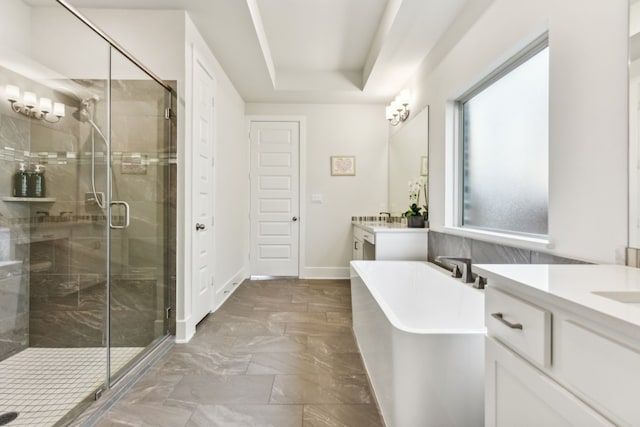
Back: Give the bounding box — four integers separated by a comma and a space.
311, 194, 323, 203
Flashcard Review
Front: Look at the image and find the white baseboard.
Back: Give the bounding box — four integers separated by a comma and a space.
175, 314, 194, 343
214, 266, 249, 311
300, 266, 350, 280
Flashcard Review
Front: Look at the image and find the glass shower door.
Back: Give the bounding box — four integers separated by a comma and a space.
107, 49, 171, 382
0, 1, 113, 424
0, 1, 173, 424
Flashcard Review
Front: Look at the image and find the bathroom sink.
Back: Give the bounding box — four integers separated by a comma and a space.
592, 291, 640, 306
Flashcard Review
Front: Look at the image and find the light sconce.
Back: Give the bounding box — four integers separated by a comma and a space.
385, 89, 411, 126
5, 84, 65, 123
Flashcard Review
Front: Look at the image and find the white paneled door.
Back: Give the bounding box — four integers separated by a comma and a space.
192, 54, 215, 325
250, 121, 300, 276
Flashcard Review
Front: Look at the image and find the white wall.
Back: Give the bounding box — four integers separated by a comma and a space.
80, 9, 185, 82
245, 103, 388, 278
630, 3, 640, 247
31, 8, 184, 85
0, 1, 31, 56
402, 0, 628, 264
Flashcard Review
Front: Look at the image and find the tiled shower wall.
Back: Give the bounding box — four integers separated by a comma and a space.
427, 231, 588, 265
0, 65, 177, 357
0, 66, 73, 359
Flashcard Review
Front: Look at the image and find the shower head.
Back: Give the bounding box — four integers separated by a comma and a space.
72, 95, 100, 122
73, 95, 100, 123
72, 96, 108, 145
72, 106, 90, 123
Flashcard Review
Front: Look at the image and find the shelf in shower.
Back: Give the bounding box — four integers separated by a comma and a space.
2, 197, 56, 202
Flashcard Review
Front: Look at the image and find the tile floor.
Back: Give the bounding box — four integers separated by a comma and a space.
0, 347, 142, 426
93, 278, 384, 427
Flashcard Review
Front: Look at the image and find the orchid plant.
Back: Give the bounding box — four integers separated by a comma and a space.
405, 175, 428, 218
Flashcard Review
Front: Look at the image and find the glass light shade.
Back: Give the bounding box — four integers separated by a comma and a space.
23, 91, 37, 108
53, 102, 65, 117
385, 105, 394, 120
6, 85, 19, 102
39, 98, 52, 113
399, 89, 411, 106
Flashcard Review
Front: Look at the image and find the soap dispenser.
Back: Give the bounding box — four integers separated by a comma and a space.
29, 164, 46, 198
13, 163, 29, 197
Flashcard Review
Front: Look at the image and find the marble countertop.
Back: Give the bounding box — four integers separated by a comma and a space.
352, 221, 429, 234
474, 264, 640, 334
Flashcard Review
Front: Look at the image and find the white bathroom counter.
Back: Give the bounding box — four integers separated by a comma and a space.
474, 264, 640, 336
352, 221, 429, 233
352, 221, 428, 261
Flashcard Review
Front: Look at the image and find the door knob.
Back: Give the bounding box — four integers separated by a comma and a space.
292, 216, 298, 222
195, 223, 206, 231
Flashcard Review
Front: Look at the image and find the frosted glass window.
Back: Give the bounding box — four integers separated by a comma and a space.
461, 46, 549, 236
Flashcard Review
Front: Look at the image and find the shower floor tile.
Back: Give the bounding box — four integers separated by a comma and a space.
0, 347, 142, 426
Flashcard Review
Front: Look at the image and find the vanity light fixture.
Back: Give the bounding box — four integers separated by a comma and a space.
5, 84, 66, 123
386, 89, 411, 126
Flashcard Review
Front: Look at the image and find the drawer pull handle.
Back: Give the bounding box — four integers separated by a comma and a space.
491, 312, 523, 330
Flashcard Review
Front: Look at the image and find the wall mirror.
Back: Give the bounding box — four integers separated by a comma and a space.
388, 106, 429, 215
630, 1, 640, 247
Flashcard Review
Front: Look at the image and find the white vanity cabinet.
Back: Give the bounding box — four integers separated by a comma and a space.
477, 264, 640, 427
352, 226, 367, 260
351, 222, 427, 261
352, 236, 363, 260
484, 287, 613, 427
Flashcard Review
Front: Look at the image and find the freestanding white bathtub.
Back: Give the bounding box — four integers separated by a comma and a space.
350, 260, 485, 427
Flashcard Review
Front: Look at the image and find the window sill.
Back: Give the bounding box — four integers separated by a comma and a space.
437, 225, 552, 252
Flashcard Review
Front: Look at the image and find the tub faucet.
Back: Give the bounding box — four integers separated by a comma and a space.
379, 212, 391, 223
435, 256, 475, 284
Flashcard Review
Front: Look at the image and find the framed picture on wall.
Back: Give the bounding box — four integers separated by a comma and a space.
420, 156, 428, 176
330, 156, 356, 176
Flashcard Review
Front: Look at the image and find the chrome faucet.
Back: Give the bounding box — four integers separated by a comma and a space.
435, 256, 475, 284
379, 212, 391, 223
434, 256, 487, 289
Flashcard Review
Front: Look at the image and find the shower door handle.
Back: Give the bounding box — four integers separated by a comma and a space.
110, 201, 130, 229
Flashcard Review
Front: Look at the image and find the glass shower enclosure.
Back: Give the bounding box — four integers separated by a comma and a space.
0, 1, 175, 425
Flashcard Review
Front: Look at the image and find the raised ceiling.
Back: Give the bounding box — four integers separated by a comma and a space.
29, 0, 469, 103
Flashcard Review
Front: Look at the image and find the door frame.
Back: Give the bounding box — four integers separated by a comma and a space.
246, 115, 307, 278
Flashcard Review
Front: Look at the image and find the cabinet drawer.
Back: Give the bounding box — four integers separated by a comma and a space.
560, 320, 640, 426
486, 287, 552, 367
353, 225, 375, 244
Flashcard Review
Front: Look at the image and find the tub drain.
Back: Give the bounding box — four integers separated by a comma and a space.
0, 412, 18, 425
